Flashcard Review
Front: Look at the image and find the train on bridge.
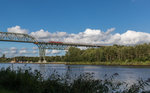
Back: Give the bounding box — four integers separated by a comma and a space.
34, 41, 63, 44
48, 41, 63, 44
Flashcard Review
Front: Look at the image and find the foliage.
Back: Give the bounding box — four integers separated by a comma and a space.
64, 43, 150, 63
0, 67, 42, 93
0, 68, 150, 93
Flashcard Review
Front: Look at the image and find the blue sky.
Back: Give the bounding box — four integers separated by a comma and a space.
0, 0, 150, 57
0, 0, 150, 33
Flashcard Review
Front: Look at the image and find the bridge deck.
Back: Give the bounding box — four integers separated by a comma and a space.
38, 42, 102, 47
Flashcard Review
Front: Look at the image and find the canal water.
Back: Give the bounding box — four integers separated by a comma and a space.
0, 63, 150, 84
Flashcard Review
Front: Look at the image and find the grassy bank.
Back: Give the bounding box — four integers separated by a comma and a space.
44, 61, 150, 66
4, 61, 150, 66
64, 61, 150, 66
0, 67, 150, 93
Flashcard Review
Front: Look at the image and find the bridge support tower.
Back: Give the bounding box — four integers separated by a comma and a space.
38, 47, 46, 63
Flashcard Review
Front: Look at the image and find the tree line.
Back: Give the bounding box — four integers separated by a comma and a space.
64, 43, 150, 62
1, 43, 150, 63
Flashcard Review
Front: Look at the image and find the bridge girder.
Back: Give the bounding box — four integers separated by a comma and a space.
36, 43, 68, 50
0, 32, 36, 43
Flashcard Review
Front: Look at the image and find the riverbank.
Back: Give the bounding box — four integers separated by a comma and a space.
34, 61, 150, 66
56, 61, 150, 66
2, 61, 150, 66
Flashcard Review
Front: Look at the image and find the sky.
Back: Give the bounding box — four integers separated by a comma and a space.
0, 0, 150, 57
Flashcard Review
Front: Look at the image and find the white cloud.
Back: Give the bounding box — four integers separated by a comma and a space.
7, 25, 28, 34
19, 48, 28, 54
2, 47, 39, 57
30, 28, 150, 45
32, 50, 38, 54
1, 47, 17, 57
4, 25, 150, 57
19, 50, 28, 54
46, 50, 51, 55
106, 28, 115, 34
30, 28, 108, 44
77, 47, 88, 50
3, 51, 9, 54
10, 47, 17, 54
119, 30, 150, 45
10, 47, 17, 51
45, 50, 61, 55
30, 29, 51, 41
32, 47, 38, 50
11, 51, 17, 54
51, 50, 61, 54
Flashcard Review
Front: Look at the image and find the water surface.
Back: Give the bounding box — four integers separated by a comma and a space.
0, 63, 150, 84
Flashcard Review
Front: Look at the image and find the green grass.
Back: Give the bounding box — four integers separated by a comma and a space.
2, 60, 150, 66
63, 61, 150, 66
32, 61, 150, 66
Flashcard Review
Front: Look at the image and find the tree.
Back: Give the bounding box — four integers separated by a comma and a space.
64, 47, 82, 62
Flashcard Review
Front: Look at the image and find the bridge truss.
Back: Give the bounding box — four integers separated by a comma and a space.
0, 32, 102, 62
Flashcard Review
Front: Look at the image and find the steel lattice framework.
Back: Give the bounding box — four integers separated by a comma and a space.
0, 32, 102, 62
0, 32, 36, 43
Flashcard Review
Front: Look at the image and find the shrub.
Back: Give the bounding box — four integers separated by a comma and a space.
0, 68, 149, 93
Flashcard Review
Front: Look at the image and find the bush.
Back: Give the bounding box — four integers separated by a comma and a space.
0, 68, 149, 93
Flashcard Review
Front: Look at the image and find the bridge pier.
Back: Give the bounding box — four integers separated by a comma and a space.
38, 47, 46, 63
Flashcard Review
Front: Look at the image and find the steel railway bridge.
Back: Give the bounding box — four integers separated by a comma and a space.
0, 32, 102, 62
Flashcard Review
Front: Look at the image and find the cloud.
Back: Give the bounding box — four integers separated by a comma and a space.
51, 50, 61, 54
105, 28, 115, 34
3, 51, 9, 54
119, 30, 150, 45
19, 48, 28, 54
45, 50, 61, 55
30, 28, 109, 44
32, 47, 38, 50
10, 47, 17, 54
1, 47, 17, 57
32, 50, 38, 54
11, 51, 17, 54
77, 47, 88, 50
46, 50, 51, 55
30, 29, 51, 41
19, 50, 28, 54
2, 47, 39, 57
5, 25, 150, 45
7, 25, 28, 34
30, 28, 150, 45
10, 47, 17, 50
